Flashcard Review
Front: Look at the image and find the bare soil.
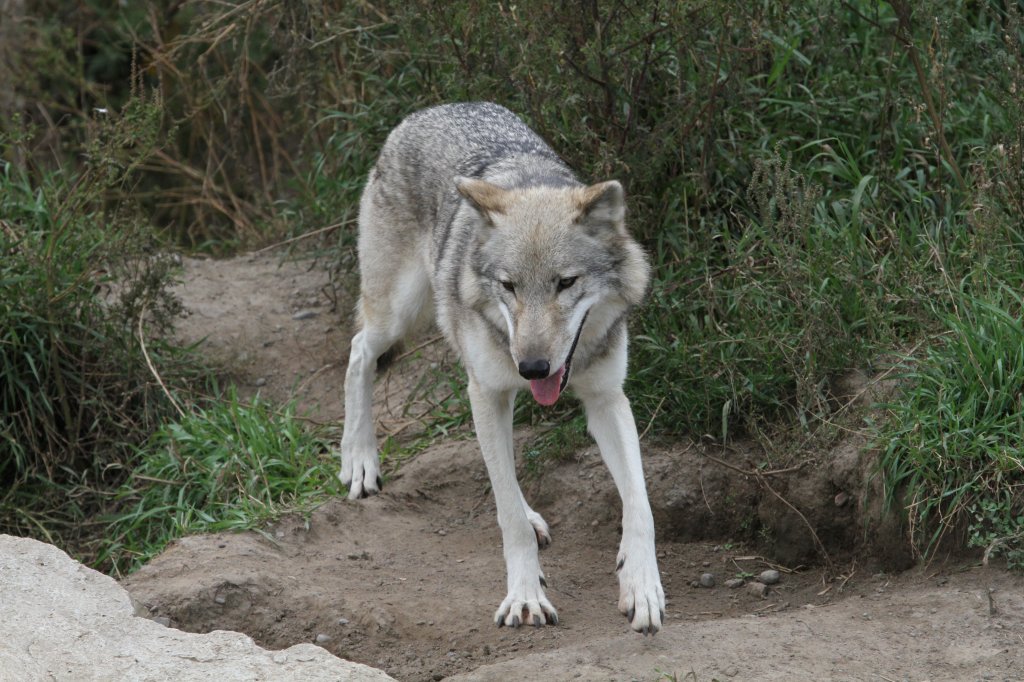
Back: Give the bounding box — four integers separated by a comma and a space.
123, 253, 1024, 681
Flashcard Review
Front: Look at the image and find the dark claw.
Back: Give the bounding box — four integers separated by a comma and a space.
539, 575, 547, 588
510, 615, 521, 628
533, 615, 542, 628
549, 611, 559, 625
626, 607, 635, 622
497, 618, 504, 628
660, 608, 665, 623
376, 475, 383, 490
616, 557, 625, 571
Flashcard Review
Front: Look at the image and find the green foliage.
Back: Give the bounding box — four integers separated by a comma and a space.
3, 0, 1024, 570
0, 96, 191, 554
99, 390, 341, 575
878, 289, 1024, 568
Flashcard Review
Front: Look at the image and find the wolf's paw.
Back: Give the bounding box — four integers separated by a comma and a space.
525, 509, 552, 549
494, 575, 559, 628
615, 549, 665, 635
339, 449, 382, 500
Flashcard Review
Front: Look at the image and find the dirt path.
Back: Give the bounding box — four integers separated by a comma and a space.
123, 253, 1024, 681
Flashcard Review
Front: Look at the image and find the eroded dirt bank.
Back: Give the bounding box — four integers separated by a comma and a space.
123, 254, 1024, 681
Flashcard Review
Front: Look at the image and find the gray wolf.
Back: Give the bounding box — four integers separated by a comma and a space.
339, 102, 665, 633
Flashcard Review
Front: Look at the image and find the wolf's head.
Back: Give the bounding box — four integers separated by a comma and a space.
456, 176, 650, 405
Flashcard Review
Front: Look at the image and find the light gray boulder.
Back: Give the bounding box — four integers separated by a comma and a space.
0, 535, 395, 681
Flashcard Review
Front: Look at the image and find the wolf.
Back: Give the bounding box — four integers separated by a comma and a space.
339, 102, 665, 634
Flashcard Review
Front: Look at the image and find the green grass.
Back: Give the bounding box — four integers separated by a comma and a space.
98, 390, 342, 576
878, 288, 1024, 568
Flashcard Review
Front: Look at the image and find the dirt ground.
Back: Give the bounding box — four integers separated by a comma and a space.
123, 253, 1024, 681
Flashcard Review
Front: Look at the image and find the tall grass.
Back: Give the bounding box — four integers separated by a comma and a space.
879, 289, 1024, 568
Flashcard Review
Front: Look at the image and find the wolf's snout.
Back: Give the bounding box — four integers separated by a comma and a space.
518, 359, 550, 380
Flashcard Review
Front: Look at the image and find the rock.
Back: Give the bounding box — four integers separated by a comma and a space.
759, 569, 781, 585
315, 633, 331, 644
254, 377, 267, 387
699, 573, 716, 588
292, 310, 319, 320
725, 578, 745, 589
0, 535, 395, 681
747, 581, 769, 599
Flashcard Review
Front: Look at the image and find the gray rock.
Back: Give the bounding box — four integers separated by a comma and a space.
725, 578, 745, 589
747, 581, 769, 599
699, 573, 716, 588
292, 310, 319, 320
0, 535, 395, 681
315, 633, 331, 644
759, 569, 781, 585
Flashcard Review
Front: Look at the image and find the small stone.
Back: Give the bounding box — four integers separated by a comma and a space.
152, 615, 171, 627
699, 573, 715, 588
292, 310, 318, 320
213, 594, 226, 605
437, 529, 447, 536
759, 569, 781, 585
254, 377, 267, 387
723, 666, 739, 677
337, 618, 349, 626
725, 578, 745, 589
689, 580, 700, 588
834, 491, 849, 507
747, 581, 768, 599
314, 633, 331, 644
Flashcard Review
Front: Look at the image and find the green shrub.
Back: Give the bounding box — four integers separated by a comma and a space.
0, 97, 189, 555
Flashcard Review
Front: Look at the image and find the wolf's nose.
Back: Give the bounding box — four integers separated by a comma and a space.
518, 359, 550, 380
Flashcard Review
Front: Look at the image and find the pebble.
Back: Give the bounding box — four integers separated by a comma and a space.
725, 578, 745, 589
834, 491, 849, 506
699, 573, 716, 588
254, 377, 267, 387
747, 581, 768, 599
292, 310, 318, 320
759, 569, 781, 585
213, 594, 226, 605
337, 618, 349, 626
314, 633, 331, 644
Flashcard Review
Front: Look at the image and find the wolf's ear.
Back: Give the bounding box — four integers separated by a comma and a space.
576, 180, 626, 236
455, 176, 510, 222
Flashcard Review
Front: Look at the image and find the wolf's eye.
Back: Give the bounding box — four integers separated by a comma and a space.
557, 276, 578, 292
501, 280, 515, 293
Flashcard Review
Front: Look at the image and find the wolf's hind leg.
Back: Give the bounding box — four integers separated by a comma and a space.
520, 493, 551, 548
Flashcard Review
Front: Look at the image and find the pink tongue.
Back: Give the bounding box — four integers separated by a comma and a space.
529, 365, 566, 406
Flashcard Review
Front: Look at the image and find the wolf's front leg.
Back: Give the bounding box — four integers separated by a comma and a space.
580, 388, 665, 634
467, 378, 558, 627
339, 327, 385, 499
